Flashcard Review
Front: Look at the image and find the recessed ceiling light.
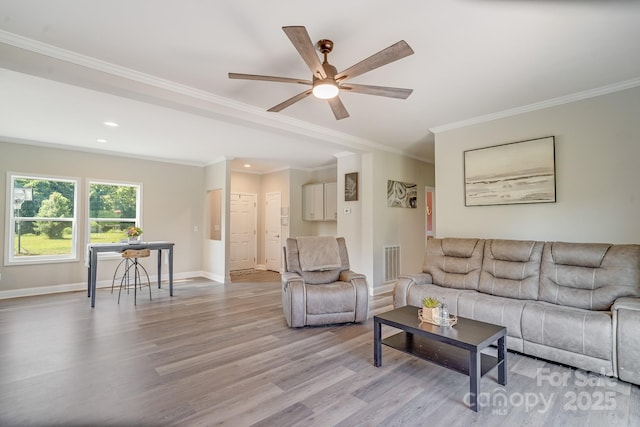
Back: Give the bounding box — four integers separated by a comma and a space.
103, 121, 119, 127
97, 139, 108, 143
244, 164, 251, 168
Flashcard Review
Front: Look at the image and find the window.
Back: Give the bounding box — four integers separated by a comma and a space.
6, 174, 78, 264
88, 181, 141, 243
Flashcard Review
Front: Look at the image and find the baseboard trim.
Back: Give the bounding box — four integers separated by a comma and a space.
0, 271, 215, 300
374, 282, 396, 296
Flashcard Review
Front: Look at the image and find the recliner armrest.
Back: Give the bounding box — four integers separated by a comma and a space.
281, 271, 304, 289
339, 270, 366, 282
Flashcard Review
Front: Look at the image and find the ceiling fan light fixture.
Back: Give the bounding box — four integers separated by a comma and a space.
312, 79, 339, 99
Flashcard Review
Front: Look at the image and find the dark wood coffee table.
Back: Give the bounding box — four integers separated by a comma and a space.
374, 305, 507, 412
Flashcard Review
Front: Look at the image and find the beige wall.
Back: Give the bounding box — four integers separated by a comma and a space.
338, 150, 435, 293
370, 150, 434, 290
435, 86, 640, 243
1, 140, 436, 297
0, 141, 204, 296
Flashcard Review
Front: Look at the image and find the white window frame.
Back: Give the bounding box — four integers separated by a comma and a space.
5, 172, 79, 266
87, 179, 142, 248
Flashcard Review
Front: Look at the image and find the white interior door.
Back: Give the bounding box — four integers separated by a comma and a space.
230, 193, 256, 271
265, 192, 282, 272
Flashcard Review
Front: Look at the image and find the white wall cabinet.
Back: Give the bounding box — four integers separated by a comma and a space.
324, 182, 337, 221
302, 182, 336, 221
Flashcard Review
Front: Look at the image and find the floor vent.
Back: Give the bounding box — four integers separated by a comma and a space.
383, 245, 401, 283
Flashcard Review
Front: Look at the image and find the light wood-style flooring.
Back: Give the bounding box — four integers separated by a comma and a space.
1, 275, 638, 426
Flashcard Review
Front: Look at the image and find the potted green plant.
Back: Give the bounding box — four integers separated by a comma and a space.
421, 296, 441, 323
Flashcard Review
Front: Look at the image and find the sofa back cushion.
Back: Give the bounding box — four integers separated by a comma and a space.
539, 242, 640, 310
284, 237, 350, 285
479, 239, 544, 300
422, 238, 484, 290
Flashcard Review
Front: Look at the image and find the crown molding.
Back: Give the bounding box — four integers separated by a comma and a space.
0, 30, 414, 158
429, 77, 640, 134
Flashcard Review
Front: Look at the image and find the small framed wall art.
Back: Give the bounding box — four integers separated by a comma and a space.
345, 172, 358, 201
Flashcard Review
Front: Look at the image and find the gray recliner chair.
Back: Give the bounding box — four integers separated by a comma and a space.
281, 236, 369, 327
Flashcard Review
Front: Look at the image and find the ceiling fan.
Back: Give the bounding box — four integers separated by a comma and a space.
229, 26, 414, 120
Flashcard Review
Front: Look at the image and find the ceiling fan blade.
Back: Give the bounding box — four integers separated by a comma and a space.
328, 96, 350, 120
267, 89, 313, 112
282, 26, 327, 79
229, 73, 312, 85
340, 83, 413, 99
335, 40, 414, 82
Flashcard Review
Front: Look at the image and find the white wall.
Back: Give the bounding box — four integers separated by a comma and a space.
203, 159, 230, 282
435, 86, 640, 243
337, 153, 363, 275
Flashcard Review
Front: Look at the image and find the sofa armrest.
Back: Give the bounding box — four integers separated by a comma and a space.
613, 297, 640, 385
393, 273, 432, 308
612, 297, 640, 312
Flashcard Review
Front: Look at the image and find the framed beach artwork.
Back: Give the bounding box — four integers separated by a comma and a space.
464, 136, 556, 206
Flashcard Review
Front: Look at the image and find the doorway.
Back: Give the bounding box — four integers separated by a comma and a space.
230, 193, 257, 271
425, 186, 435, 239
265, 192, 282, 272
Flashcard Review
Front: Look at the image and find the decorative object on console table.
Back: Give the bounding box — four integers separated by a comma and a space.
126, 226, 143, 244
345, 172, 358, 201
464, 136, 556, 206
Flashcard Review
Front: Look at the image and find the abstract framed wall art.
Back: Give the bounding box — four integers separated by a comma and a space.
387, 180, 417, 208
464, 136, 556, 206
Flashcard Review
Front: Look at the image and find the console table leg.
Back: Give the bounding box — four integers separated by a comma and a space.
374, 320, 382, 367
469, 350, 481, 412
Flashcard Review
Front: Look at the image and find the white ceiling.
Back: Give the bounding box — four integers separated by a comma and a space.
1, 1, 639, 173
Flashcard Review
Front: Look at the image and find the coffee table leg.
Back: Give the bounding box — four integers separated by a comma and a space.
469, 350, 481, 412
498, 335, 507, 385
374, 319, 382, 367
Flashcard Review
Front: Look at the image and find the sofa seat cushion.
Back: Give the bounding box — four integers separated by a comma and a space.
522, 302, 612, 361
306, 282, 356, 315
479, 239, 544, 300
457, 293, 527, 341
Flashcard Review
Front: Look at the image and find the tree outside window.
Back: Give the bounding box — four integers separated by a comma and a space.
88, 182, 141, 243
7, 175, 78, 263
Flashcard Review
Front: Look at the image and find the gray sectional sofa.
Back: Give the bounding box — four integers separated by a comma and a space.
393, 238, 640, 385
